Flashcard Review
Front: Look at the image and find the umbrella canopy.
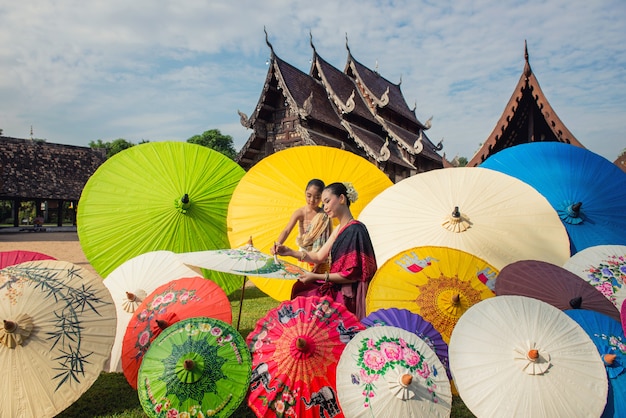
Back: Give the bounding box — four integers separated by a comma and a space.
0, 250, 55, 269
622, 301, 626, 337
0, 260, 116, 418
137, 316, 251, 418
361, 308, 450, 380
563, 244, 626, 310
366, 246, 497, 343
358, 167, 570, 271
449, 295, 608, 418
336, 325, 452, 417
122, 276, 232, 389
564, 309, 625, 418
227, 145, 393, 301
77, 141, 245, 294
480, 142, 626, 254
496, 259, 620, 322
177, 242, 308, 280
103, 250, 200, 372
246, 295, 364, 417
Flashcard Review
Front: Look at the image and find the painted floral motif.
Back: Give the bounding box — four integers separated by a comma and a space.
260, 387, 299, 418
594, 333, 626, 354
354, 336, 440, 407
585, 255, 626, 305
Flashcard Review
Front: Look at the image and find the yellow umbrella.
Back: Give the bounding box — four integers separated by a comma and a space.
358, 167, 571, 270
366, 246, 498, 343
228, 146, 392, 301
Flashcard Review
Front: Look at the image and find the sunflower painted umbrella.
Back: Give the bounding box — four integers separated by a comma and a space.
496, 259, 620, 322
0, 260, 116, 418
480, 142, 626, 254
0, 250, 55, 269
246, 295, 365, 417
449, 296, 608, 418
564, 309, 626, 418
227, 145, 393, 301
122, 276, 232, 389
563, 245, 626, 311
103, 250, 199, 372
361, 308, 450, 380
358, 167, 571, 271
336, 325, 452, 417
366, 246, 498, 343
77, 141, 245, 295
137, 316, 251, 418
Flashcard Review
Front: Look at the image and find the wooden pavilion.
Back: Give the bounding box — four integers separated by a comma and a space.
0, 136, 106, 227
236, 32, 443, 182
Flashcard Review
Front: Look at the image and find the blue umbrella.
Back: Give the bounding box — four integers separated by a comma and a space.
565, 309, 625, 418
480, 142, 626, 255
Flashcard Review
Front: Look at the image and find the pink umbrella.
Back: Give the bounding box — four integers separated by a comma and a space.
0, 250, 55, 269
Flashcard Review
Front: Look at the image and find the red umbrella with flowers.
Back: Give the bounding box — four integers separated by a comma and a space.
246, 295, 364, 417
121, 276, 232, 389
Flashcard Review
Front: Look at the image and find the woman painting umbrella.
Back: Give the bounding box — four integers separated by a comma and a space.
273, 182, 377, 319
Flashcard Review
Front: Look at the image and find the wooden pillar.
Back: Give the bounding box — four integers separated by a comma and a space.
12, 199, 19, 227
57, 200, 63, 226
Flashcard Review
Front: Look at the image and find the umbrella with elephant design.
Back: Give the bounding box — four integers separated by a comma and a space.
246, 295, 365, 417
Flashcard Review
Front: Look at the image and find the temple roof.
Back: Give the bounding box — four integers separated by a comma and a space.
468, 42, 585, 167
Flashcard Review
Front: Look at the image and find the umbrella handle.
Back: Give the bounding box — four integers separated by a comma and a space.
236, 276, 247, 331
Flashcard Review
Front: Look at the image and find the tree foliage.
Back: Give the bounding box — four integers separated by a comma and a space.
187, 129, 237, 160
89, 138, 139, 158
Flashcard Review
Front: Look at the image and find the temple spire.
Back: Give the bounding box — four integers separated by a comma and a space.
345, 32, 351, 55
309, 30, 317, 55
524, 40, 532, 78
264, 26, 275, 57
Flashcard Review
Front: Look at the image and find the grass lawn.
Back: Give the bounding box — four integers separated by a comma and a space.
56, 285, 475, 417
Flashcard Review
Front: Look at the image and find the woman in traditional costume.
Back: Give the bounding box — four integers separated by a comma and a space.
273, 182, 377, 319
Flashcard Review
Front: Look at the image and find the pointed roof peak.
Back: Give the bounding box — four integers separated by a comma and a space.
345, 32, 352, 56
264, 26, 275, 57
524, 40, 532, 78
309, 30, 317, 55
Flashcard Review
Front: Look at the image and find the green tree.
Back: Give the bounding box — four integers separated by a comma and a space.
457, 156, 468, 167
187, 129, 237, 160
89, 138, 137, 158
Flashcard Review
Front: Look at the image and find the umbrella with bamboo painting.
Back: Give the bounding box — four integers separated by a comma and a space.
0, 260, 116, 418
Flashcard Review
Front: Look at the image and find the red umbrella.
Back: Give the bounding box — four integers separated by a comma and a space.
495, 259, 620, 321
0, 250, 55, 269
121, 276, 232, 389
246, 295, 364, 417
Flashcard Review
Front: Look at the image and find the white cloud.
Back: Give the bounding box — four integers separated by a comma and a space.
1, 0, 624, 160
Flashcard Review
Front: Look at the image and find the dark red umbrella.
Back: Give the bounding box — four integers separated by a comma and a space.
495, 259, 620, 321
0, 250, 55, 269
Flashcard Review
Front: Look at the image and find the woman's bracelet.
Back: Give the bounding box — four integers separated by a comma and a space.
299, 250, 307, 262
324, 271, 330, 283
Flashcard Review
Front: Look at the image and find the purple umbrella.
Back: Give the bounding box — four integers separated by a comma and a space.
362, 307, 450, 379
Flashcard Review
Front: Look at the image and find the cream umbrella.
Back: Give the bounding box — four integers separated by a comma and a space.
0, 260, 116, 418
103, 250, 199, 372
449, 295, 608, 417
358, 167, 571, 271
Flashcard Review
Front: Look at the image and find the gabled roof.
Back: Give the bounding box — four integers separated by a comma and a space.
468, 42, 585, 167
0, 136, 106, 200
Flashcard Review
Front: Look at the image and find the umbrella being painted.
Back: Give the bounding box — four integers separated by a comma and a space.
358, 167, 570, 271
228, 145, 392, 301
563, 245, 626, 310
137, 316, 251, 418
480, 142, 626, 254
336, 325, 452, 417
77, 141, 245, 295
246, 295, 365, 417
0, 260, 116, 418
366, 246, 497, 343
449, 296, 608, 418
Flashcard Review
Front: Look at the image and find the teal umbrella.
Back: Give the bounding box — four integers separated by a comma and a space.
77, 141, 245, 294
137, 316, 251, 418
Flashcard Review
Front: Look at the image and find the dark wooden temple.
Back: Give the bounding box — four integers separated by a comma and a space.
0, 136, 106, 227
237, 32, 443, 182
464, 42, 585, 167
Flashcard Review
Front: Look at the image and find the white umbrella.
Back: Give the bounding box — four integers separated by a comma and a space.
103, 250, 198, 372
336, 325, 452, 417
0, 260, 116, 418
563, 244, 626, 310
449, 295, 608, 417
358, 167, 571, 270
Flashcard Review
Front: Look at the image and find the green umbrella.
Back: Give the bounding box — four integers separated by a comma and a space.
137, 316, 251, 418
77, 141, 245, 294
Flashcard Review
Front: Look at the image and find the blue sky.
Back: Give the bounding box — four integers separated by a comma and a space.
1, 0, 624, 161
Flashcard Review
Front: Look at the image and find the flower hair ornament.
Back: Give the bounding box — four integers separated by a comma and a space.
343, 182, 359, 203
